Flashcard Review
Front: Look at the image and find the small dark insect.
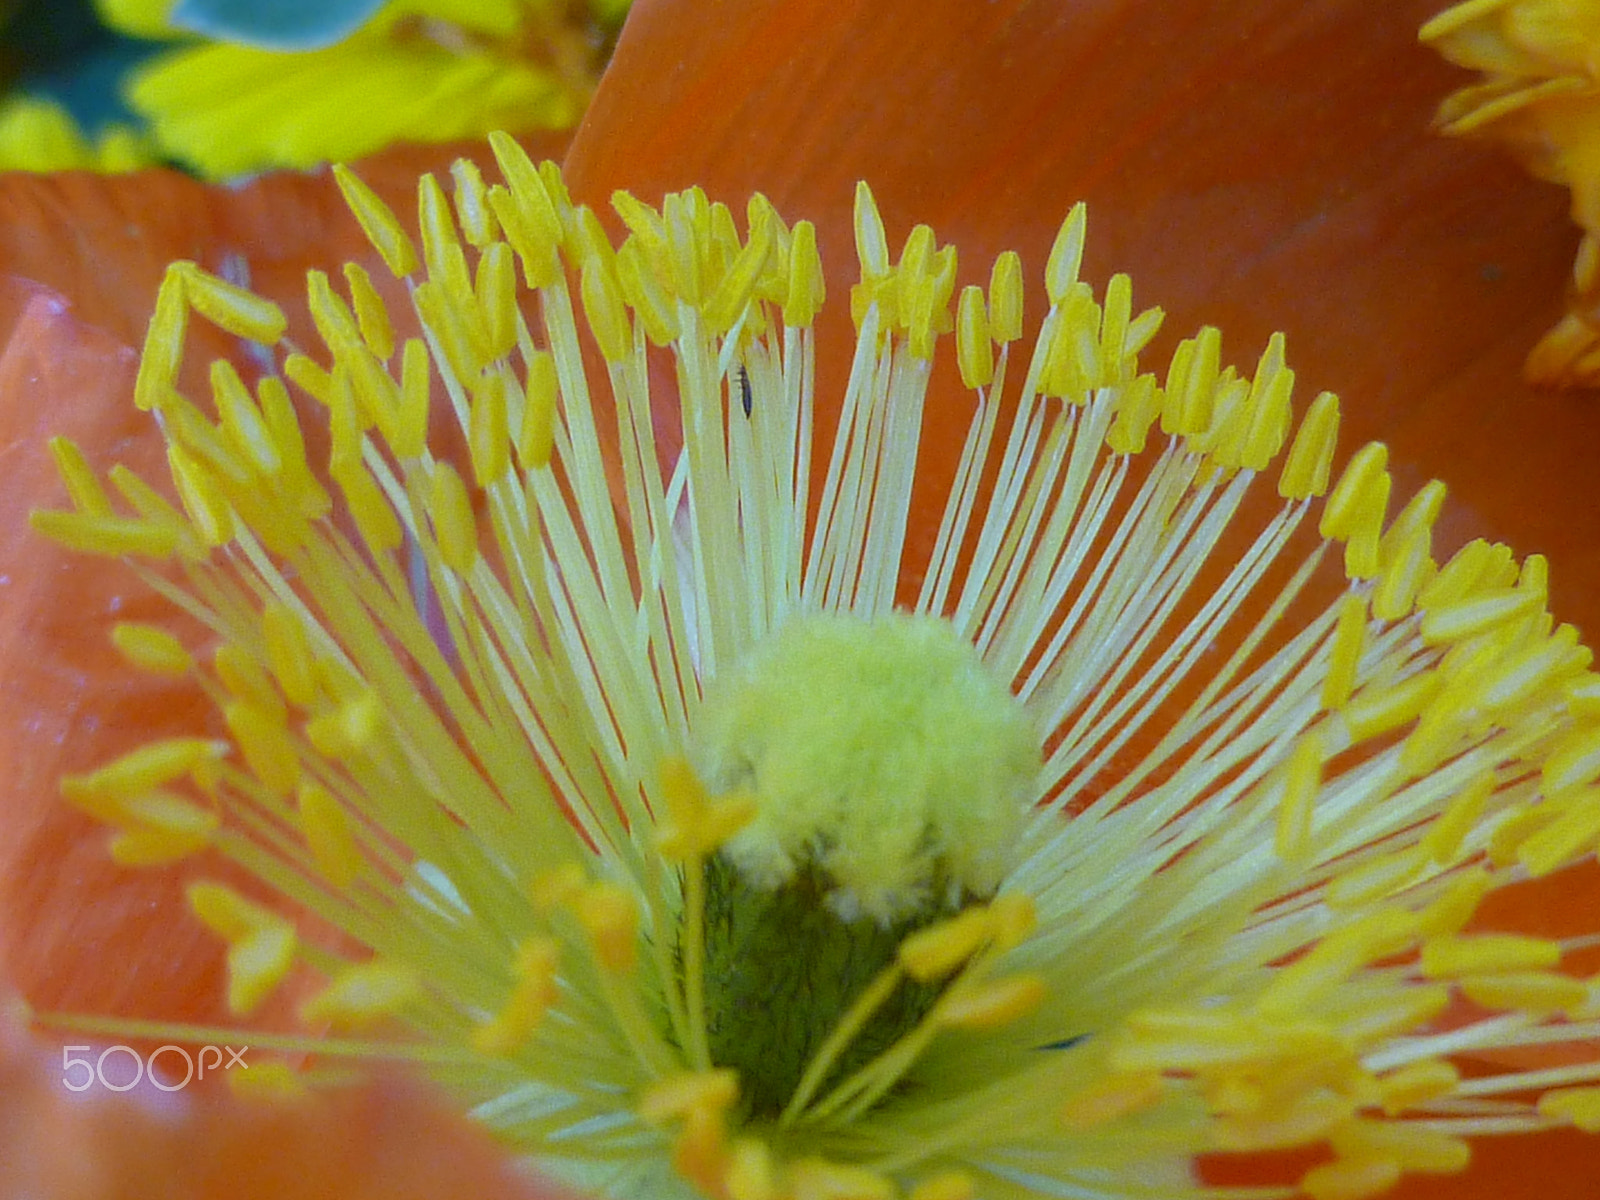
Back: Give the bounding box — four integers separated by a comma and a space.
736, 364, 753, 418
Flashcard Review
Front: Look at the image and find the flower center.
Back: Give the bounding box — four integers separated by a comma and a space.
688, 612, 1038, 1117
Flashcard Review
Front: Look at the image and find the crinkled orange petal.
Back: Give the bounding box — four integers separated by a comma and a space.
569, 0, 1600, 635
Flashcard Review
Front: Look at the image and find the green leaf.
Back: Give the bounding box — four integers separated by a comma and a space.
168, 0, 387, 51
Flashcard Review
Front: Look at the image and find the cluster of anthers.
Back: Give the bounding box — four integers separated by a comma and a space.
29, 131, 1600, 1200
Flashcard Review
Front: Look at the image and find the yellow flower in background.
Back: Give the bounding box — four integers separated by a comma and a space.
1423, 0, 1600, 386
92, 0, 625, 178
0, 94, 153, 172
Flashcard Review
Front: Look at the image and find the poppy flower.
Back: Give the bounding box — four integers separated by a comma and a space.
5, 3, 1600, 1200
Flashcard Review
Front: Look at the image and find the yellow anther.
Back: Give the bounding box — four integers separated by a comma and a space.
316, 275, 377, 368
1105, 374, 1161, 455
1460, 970, 1589, 1014
387, 337, 430, 460
1326, 847, 1425, 909
1417, 539, 1502, 611
1239, 333, 1295, 470
1517, 790, 1600, 877
305, 690, 382, 761
1416, 868, 1492, 940
1164, 326, 1220, 436
581, 255, 633, 363
704, 210, 773, 335
516, 350, 559, 471
134, 265, 188, 411
187, 881, 297, 1016
1371, 522, 1432, 623
1542, 720, 1600, 798
299, 959, 420, 1028
898, 907, 993, 982
1420, 774, 1494, 866
29, 507, 180, 559
96, 791, 218, 865
1329, 1121, 1469, 1175
1277, 389, 1341, 500
612, 189, 670, 260
785, 219, 826, 328
987, 891, 1037, 950
1301, 1156, 1401, 1200
488, 184, 561, 289
725, 1139, 779, 1200
1256, 908, 1422, 1018
174, 260, 286, 345
1420, 933, 1562, 978
1059, 1070, 1165, 1131
260, 602, 316, 708
106, 466, 193, 548
937, 974, 1047, 1029
225, 699, 301, 794
1040, 283, 1099, 401
617, 239, 681, 346
1214, 1089, 1357, 1152
209, 360, 280, 477
489, 133, 565, 248
296, 781, 362, 888
335, 460, 402, 554
283, 353, 336, 408
985, 250, 1024, 344
1481, 626, 1588, 716
417, 172, 471, 293
227, 1059, 309, 1103
110, 622, 193, 677
1274, 731, 1324, 863
450, 158, 497, 249
469, 369, 512, 487
638, 1069, 740, 1123
428, 461, 479, 575
656, 756, 757, 861
1568, 673, 1600, 720
576, 880, 640, 973
1319, 442, 1389, 541
660, 194, 705, 305
475, 242, 520, 362
472, 936, 561, 1057
341, 261, 395, 361
48, 436, 112, 516
1096, 272, 1133, 380
215, 641, 282, 712
1538, 1086, 1600, 1132
852, 180, 890, 279
333, 162, 418, 277
1377, 1059, 1460, 1115
1343, 668, 1443, 742
1044, 202, 1088, 307
956, 285, 994, 388
789, 1157, 897, 1200
1381, 480, 1447, 562
1420, 588, 1542, 646
60, 737, 225, 808
1322, 593, 1368, 711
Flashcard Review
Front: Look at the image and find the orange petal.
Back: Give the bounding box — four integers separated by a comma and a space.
569, 0, 1600, 635
0, 988, 572, 1200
